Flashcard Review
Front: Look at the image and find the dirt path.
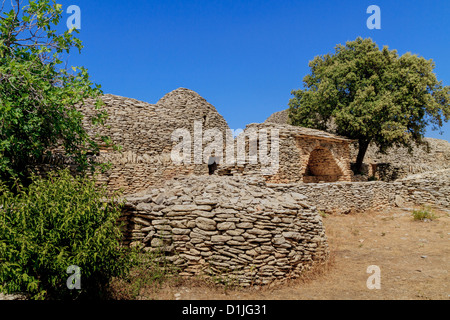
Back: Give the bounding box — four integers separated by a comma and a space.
141, 207, 449, 300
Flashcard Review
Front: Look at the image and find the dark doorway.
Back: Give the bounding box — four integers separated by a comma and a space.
208, 157, 218, 175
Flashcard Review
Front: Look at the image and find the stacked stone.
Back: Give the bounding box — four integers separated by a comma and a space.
264, 109, 290, 125
70, 90, 357, 194
285, 181, 402, 214
355, 138, 450, 180
217, 122, 354, 184
123, 175, 329, 286
73, 88, 231, 194
265, 169, 450, 214
264, 109, 450, 182
399, 169, 450, 210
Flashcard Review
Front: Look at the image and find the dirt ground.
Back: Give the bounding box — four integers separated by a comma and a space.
140, 207, 449, 300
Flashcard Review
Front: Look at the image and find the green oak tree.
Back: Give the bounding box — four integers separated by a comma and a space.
0, 0, 112, 186
289, 37, 450, 173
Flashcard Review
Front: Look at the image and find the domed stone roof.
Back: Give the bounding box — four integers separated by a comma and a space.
81, 88, 230, 156
265, 109, 290, 125
156, 88, 230, 133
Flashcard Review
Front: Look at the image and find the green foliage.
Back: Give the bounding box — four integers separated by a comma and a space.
412, 206, 436, 221
0, 170, 131, 300
0, 0, 112, 184
289, 37, 450, 172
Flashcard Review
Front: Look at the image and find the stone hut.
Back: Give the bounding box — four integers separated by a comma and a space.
70, 88, 355, 194
77, 88, 231, 194
216, 122, 354, 183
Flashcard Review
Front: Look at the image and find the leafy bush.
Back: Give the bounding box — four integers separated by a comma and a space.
412, 206, 436, 221
0, 0, 114, 185
0, 170, 131, 300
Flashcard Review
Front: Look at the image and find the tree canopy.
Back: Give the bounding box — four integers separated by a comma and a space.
289, 37, 450, 173
0, 0, 111, 185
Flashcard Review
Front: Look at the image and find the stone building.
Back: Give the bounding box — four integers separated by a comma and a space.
216, 122, 354, 184
264, 109, 290, 125
78, 88, 231, 194
122, 175, 329, 285
265, 109, 450, 181
74, 88, 354, 194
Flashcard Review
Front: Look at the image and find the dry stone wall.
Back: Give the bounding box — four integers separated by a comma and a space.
35, 90, 449, 289
121, 176, 329, 286
47, 91, 357, 194
267, 169, 450, 214
118, 169, 448, 287
352, 138, 450, 180
265, 109, 290, 125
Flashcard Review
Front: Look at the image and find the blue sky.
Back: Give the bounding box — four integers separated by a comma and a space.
57, 1, 449, 140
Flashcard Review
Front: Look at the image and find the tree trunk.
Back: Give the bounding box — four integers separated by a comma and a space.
355, 139, 370, 174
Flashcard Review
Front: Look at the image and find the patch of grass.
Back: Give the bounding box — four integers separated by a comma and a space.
412, 206, 437, 221
109, 248, 181, 300
318, 210, 328, 219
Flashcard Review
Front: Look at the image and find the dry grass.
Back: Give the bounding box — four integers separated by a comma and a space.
108, 249, 183, 300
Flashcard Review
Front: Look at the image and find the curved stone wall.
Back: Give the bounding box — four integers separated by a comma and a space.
122, 176, 329, 286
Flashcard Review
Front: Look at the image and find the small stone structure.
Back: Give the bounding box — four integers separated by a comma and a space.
217, 122, 354, 184
70, 88, 355, 194
121, 176, 329, 285
265, 108, 450, 181
265, 109, 290, 125
75, 89, 231, 194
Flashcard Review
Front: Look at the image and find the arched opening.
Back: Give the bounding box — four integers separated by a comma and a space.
303, 148, 343, 183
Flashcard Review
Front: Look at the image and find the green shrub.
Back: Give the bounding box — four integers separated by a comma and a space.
412, 206, 436, 221
0, 170, 131, 300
